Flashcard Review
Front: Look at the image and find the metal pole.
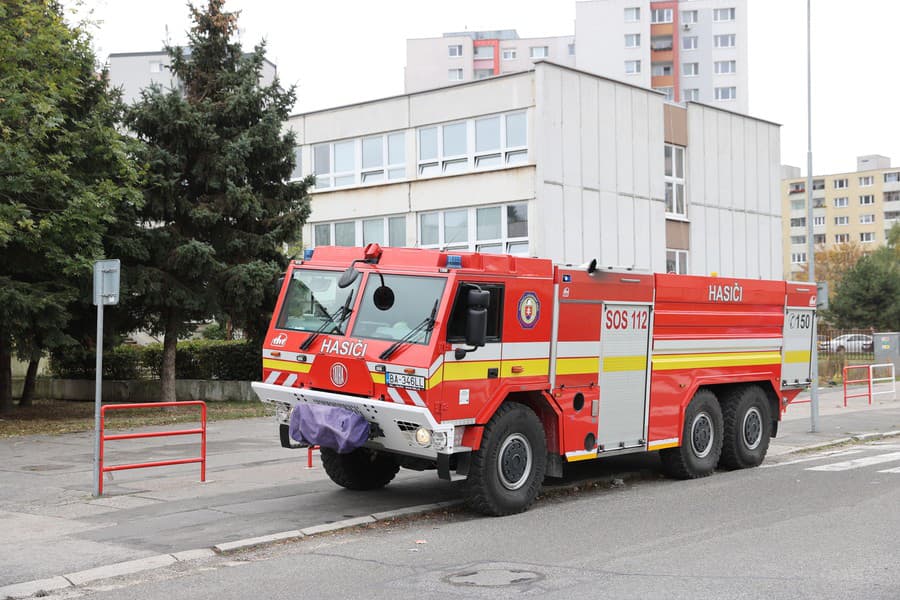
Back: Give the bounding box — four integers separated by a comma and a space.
806, 0, 819, 432
93, 301, 104, 497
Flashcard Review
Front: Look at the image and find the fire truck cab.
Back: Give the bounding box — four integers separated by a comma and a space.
252, 244, 815, 516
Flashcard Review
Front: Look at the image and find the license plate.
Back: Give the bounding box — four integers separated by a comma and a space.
386, 372, 425, 390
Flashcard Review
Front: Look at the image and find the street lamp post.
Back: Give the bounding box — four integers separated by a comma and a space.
805, 0, 819, 433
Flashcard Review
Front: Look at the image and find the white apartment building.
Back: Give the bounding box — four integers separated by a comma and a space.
289, 62, 781, 278
404, 0, 748, 113
107, 50, 277, 105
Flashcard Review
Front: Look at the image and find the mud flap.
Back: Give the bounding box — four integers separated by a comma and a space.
438, 451, 471, 482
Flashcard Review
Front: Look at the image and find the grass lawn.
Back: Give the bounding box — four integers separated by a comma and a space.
0, 398, 272, 438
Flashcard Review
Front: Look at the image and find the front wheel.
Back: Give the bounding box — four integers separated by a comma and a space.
660, 389, 723, 479
320, 447, 399, 490
466, 403, 547, 516
719, 385, 771, 470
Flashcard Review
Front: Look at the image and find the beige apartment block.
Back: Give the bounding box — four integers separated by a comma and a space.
781, 155, 900, 279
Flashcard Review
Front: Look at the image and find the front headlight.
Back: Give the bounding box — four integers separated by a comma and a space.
414, 427, 432, 447
432, 430, 448, 451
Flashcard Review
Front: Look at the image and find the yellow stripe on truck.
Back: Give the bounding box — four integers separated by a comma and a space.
556, 357, 599, 375
262, 358, 312, 374
784, 350, 812, 364
602, 355, 647, 372
652, 351, 782, 371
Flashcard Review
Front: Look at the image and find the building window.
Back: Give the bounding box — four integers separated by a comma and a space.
682, 36, 698, 50
835, 216, 849, 226
419, 202, 529, 254
313, 139, 355, 189
530, 46, 549, 58
789, 182, 805, 194
833, 197, 848, 208
651, 63, 673, 76
682, 88, 699, 102
290, 146, 302, 180
314, 216, 408, 248
790, 217, 806, 228
714, 60, 736, 74
715, 86, 737, 100
713, 7, 736, 21
860, 194, 875, 205
811, 179, 825, 190
834, 233, 850, 243
651, 8, 673, 23
418, 111, 527, 177
313, 132, 406, 190
473, 46, 493, 60
813, 234, 826, 244
860, 214, 875, 224
666, 249, 688, 274
860, 232, 875, 243
625, 60, 641, 74
683, 62, 699, 76
791, 252, 807, 264
834, 178, 848, 189
361, 132, 406, 184
625, 34, 641, 48
448, 69, 463, 81
714, 34, 736, 48
474, 69, 493, 80
568, 43, 576, 55
682, 10, 698, 24
448, 45, 463, 57
657, 87, 675, 101
790, 235, 806, 245
859, 175, 874, 186
813, 216, 825, 226
502, 48, 517, 60
885, 172, 900, 183
625, 7, 641, 22
149, 61, 163, 73
665, 144, 686, 218
790, 199, 805, 210
651, 36, 673, 51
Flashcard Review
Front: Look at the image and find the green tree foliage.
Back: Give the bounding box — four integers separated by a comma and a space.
125, 0, 311, 401
828, 223, 900, 331
0, 1, 141, 412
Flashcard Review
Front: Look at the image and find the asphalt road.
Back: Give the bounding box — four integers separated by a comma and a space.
63, 440, 900, 600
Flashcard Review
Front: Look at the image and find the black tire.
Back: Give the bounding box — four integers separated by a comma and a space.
719, 385, 771, 470
466, 403, 547, 516
320, 447, 399, 491
660, 389, 723, 479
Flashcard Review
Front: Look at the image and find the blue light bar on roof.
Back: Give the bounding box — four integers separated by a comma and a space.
446, 255, 463, 269
303, 248, 314, 260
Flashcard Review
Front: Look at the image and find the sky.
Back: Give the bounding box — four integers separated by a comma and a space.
67, 0, 900, 176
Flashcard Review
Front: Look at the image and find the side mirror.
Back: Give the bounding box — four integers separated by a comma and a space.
464, 289, 490, 348
373, 285, 395, 311
338, 266, 359, 289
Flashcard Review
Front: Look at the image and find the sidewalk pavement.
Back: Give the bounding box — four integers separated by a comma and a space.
1, 385, 897, 597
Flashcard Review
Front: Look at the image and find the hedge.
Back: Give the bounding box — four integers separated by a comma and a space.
50, 340, 261, 381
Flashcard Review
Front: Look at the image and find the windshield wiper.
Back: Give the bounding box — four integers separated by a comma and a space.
300, 290, 354, 351
379, 299, 439, 360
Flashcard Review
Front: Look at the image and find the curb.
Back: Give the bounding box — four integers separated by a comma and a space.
781, 429, 900, 456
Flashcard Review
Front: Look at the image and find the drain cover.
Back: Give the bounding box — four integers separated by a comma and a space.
445, 568, 544, 587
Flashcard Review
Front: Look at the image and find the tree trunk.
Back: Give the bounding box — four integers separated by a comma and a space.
225, 317, 233, 341
0, 333, 12, 414
160, 310, 179, 403
19, 351, 41, 407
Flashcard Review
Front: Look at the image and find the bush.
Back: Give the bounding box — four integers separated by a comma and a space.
49, 340, 261, 381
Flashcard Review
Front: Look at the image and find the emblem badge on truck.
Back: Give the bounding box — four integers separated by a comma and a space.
330, 362, 348, 387
271, 333, 288, 347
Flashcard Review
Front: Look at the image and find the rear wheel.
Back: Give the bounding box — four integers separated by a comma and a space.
466, 403, 547, 516
660, 389, 723, 479
320, 447, 399, 490
719, 385, 771, 470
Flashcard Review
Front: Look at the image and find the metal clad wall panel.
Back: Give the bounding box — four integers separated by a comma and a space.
717, 111, 732, 209
707, 207, 721, 274
616, 195, 635, 266
703, 109, 718, 209
733, 211, 747, 276
744, 119, 759, 213
582, 189, 602, 260
770, 215, 782, 277
731, 116, 745, 213
692, 204, 707, 275
634, 197, 651, 269
768, 125, 781, 219
564, 186, 583, 262
597, 81, 617, 194
745, 212, 760, 277
541, 67, 564, 185
649, 97, 666, 202
540, 183, 565, 260
756, 121, 771, 215
720, 209, 734, 275
581, 78, 600, 188
650, 199, 667, 273
600, 191, 619, 265
561, 71, 582, 187
615, 86, 634, 194
631, 91, 650, 200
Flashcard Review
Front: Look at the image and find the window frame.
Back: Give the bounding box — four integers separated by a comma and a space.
625, 33, 641, 48
529, 46, 549, 59
666, 249, 689, 274
682, 36, 698, 50
664, 144, 687, 219
625, 59, 641, 74
714, 60, 737, 74
714, 86, 737, 100
860, 194, 875, 205
683, 62, 699, 76
448, 44, 463, 57
713, 7, 736, 21
714, 34, 736, 48
624, 6, 641, 22
418, 202, 529, 254
313, 215, 408, 248
651, 8, 673, 23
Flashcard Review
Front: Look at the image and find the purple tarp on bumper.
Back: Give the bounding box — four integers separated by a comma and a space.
288, 403, 370, 454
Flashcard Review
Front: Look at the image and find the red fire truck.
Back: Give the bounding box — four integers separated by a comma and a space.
252, 244, 816, 515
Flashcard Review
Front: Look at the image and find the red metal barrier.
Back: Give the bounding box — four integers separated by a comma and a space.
99, 401, 207, 496
843, 365, 873, 407
307, 445, 320, 469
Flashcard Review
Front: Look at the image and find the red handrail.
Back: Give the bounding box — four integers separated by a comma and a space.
99, 401, 207, 496
843, 365, 872, 407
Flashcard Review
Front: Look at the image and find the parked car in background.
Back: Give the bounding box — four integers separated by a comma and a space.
819, 334, 874, 353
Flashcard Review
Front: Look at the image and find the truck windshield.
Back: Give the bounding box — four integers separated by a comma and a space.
276, 269, 360, 334
351, 274, 446, 343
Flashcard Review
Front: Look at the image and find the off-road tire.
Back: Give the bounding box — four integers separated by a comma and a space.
466, 403, 547, 516
320, 447, 400, 490
719, 385, 771, 470
660, 389, 723, 479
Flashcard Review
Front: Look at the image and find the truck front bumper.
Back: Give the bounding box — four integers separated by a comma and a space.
251, 382, 459, 461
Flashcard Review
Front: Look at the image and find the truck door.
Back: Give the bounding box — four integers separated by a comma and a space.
598, 302, 652, 451
781, 307, 815, 387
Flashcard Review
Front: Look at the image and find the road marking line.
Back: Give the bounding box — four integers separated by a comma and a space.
877, 466, 900, 474
806, 451, 900, 472
761, 449, 863, 468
